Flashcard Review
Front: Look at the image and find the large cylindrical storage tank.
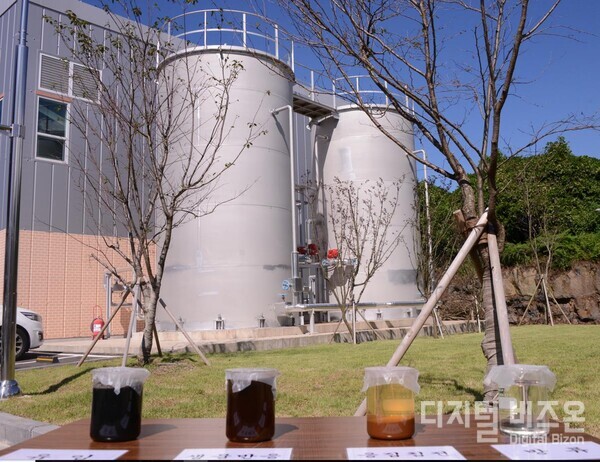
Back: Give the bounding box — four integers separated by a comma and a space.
318, 106, 421, 319
157, 47, 294, 330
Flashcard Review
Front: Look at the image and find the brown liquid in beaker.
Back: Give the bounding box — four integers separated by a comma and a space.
367, 414, 415, 440
226, 380, 275, 442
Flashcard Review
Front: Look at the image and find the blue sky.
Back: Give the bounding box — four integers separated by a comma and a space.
500, 2, 600, 158
82, 0, 599, 163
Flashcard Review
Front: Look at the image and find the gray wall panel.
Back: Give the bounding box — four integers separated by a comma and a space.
32, 161, 52, 231
26, 4, 43, 53
39, 8, 61, 55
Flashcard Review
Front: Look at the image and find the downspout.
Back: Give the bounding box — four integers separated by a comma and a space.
314, 133, 329, 304
271, 105, 301, 305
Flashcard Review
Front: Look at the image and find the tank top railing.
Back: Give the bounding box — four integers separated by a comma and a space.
163, 10, 409, 113
332, 76, 409, 109
165, 9, 295, 71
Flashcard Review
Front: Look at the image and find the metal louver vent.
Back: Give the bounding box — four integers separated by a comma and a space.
40, 55, 69, 94
72, 63, 99, 101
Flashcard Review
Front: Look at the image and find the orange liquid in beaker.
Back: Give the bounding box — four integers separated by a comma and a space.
366, 384, 415, 440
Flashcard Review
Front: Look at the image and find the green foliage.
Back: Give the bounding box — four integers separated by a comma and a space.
551, 233, 600, 269
420, 137, 600, 271
501, 233, 600, 268
500, 242, 533, 267
497, 137, 600, 243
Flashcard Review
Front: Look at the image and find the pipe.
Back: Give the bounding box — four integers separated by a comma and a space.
314, 133, 329, 303
414, 149, 443, 338
314, 134, 329, 188
414, 150, 434, 295
287, 300, 426, 310
272, 105, 300, 305
1, 0, 30, 400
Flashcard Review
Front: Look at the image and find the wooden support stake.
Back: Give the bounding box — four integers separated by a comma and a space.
487, 230, 516, 365
541, 277, 554, 326
77, 287, 131, 367
549, 290, 572, 324
518, 277, 543, 326
121, 285, 139, 367
153, 323, 163, 356
158, 299, 210, 366
354, 210, 489, 416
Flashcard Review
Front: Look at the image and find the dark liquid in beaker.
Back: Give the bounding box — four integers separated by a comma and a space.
226, 380, 275, 442
90, 385, 143, 442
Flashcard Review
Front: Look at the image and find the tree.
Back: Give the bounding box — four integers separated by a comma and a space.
322, 177, 404, 340
276, 0, 599, 401
48, 0, 265, 363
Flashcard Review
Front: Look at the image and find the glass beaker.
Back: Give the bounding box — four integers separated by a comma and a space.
225, 368, 280, 443
90, 366, 150, 442
499, 379, 550, 437
485, 364, 556, 438
363, 366, 420, 440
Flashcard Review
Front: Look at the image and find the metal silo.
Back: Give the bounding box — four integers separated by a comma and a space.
157, 17, 295, 330
318, 105, 422, 319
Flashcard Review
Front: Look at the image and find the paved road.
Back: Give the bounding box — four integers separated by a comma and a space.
16, 351, 118, 370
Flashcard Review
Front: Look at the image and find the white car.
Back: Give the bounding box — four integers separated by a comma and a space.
0, 306, 44, 360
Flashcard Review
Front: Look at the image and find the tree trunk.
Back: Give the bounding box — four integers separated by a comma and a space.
460, 179, 505, 404
343, 309, 354, 339
139, 284, 158, 364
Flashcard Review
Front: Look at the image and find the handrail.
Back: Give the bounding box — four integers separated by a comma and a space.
333, 75, 408, 108
162, 9, 410, 112
165, 9, 292, 66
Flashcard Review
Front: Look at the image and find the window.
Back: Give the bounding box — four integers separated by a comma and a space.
37, 97, 68, 161
39, 54, 100, 101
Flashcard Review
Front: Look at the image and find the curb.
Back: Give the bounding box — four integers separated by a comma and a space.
0, 412, 60, 447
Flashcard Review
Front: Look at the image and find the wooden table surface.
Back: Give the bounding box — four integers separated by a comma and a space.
0, 415, 598, 460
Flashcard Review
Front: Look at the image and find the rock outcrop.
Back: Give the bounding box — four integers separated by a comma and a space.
439, 261, 600, 325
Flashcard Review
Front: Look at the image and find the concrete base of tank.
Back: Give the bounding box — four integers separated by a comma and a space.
152, 319, 480, 354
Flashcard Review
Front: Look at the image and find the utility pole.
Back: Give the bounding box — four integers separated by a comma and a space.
1, 0, 30, 399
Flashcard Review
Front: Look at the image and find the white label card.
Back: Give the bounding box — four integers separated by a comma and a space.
492, 441, 600, 460
173, 448, 293, 460
0, 448, 127, 460
347, 446, 467, 460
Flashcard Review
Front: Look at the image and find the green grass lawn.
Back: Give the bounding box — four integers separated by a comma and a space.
1, 325, 598, 438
